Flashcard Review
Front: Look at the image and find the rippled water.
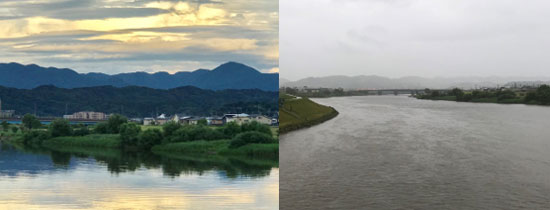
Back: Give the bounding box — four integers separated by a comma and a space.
0, 143, 278, 210
281, 96, 550, 210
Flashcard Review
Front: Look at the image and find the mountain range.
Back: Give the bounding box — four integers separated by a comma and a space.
280, 75, 550, 90
0, 85, 277, 117
0, 62, 278, 91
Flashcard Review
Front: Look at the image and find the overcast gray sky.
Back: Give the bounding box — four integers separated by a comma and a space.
0, 0, 278, 74
280, 0, 550, 81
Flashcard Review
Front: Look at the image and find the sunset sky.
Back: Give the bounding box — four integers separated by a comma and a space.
0, 0, 278, 74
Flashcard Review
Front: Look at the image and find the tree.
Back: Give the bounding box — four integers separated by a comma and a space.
22, 114, 41, 129
138, 129, 163, 149
49, 118, 73, 137
450, 88, 464, 97
1, 121, 8, 131
222, 122, 241, 138
120, 122, 141, 147
197, 119, 208, 126
94, 122, 109, 134
229, 131, 275, 148
241, 121, 272, 136
11, 126, 18, 133
537, 85, 550, 104
162, 121, 181, 137
107, 114, 128, 134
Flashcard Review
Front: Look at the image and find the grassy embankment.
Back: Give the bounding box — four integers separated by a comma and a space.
279, 93, 339, 134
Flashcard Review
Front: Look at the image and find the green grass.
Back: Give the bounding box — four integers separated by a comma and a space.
280, 94, 338, 133
43, 134, 121, 148
152, 140, 279, 159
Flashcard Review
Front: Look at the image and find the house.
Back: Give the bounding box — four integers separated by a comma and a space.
250, 115, 272, 125
223, 113, 251, 125
207, 117, 224, 126
155, 114, 168, 125
143, 118, 155, 125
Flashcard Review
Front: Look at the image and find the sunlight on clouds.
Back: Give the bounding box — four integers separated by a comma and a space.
80, 31, 190, 43
0, 0, 278, 73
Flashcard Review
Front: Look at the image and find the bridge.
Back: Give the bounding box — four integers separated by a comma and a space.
360, 89, 450, 96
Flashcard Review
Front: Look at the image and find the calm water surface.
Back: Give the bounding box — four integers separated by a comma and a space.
0, 143, 278, 210
281, 96, 550, 210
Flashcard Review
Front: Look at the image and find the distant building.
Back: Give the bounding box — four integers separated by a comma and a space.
0, 97, 15, 118
223, 113, 251, 125
64, 111, 107, 120
250, 115, 272, 125
143, 118, 155, 126
155, 114, 168, 125
207, 117, 224, 126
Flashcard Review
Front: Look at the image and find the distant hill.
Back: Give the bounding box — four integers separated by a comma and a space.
281, 75, 550, 90
279, 78, 291, 87
0, 85, 278, 117
0, 62, 278, 91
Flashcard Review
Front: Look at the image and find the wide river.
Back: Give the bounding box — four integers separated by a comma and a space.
0, 143, 278, 209
281, 96, 550, 210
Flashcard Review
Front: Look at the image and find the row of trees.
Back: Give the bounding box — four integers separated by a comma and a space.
424, 85, 550, 104
119, 120, 276, 149
12, 113, 277, 149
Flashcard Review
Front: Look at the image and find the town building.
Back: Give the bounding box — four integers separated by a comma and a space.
249, 115, 273, 125
63, 111, 108, 120
222, 113, 251, 125
207, 117, 224, 126
0, 97, 15, 118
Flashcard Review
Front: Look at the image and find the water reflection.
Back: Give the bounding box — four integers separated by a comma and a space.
0, 142, 279, 210
1, 143, 277, 178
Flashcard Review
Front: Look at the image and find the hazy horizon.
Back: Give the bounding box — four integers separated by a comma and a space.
281, 0, 550, 81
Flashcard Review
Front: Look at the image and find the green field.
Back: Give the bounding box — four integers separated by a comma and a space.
279, 93, 338, 134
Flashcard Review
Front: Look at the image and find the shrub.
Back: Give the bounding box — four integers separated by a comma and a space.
197, 119, 207, 126
162, 121, 181, 137
241, 121, 272, 136
188, 125, 224, 141
11, 126, 19, 133
107, 114, 128, 134
1, 121, 8, 131
22, 130, 51, 146
73, 126, 90, 136
49, 118, 73, 137
222, 122, 241, 138
229, 131, 275, 148
22, 114, 41, 129
138, 128, 163, 149
120, 122, 141, 147
94, 122, 109, 134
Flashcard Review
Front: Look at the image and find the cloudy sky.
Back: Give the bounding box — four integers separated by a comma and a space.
281, 0, 550, 81
0, 0, 278, 74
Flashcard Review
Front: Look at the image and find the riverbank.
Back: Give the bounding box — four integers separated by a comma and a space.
279, 94, 339, 134
1, 116, 279, 159
415, 86, 550, 106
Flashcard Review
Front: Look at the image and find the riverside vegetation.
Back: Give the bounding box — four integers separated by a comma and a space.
0, 114, 278, 159
417, 85, 550, 105
279, 93, 339, 134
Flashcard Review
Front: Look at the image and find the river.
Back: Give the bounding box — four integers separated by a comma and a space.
280, 96, 550, 210
0, 143, 278, 209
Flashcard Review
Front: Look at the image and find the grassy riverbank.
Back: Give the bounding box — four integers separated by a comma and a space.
2, 114, 278, 159
416, 85, 550, 106
279, 94, 339, 134
152, 140, 279, 159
